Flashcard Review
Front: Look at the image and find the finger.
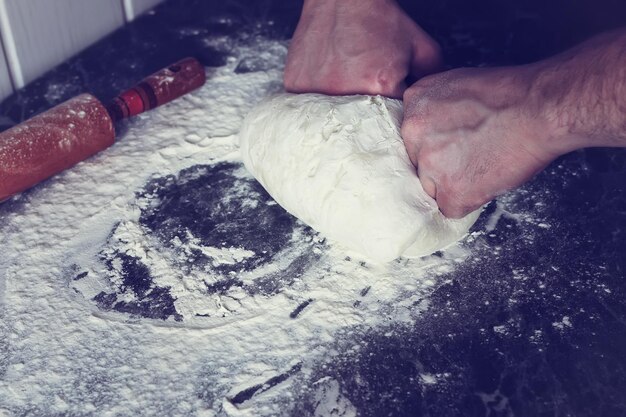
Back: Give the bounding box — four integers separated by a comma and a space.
409, 29, 443, 78
416, 167, 437, 201
436, 192, 475, 219
437, 199, 465, 219
401, 122, 421, 168
440, 206, 468, 219
386, 80, 407, 100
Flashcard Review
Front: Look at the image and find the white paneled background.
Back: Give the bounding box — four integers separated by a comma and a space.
0, 0, 163, 102
0, 36, 11, 99
123, 0, 163, 21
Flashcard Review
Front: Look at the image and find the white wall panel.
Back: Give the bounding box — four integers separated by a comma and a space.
0, 0, 125, 88
0, 36, 13, 101
122, 0, 163, 22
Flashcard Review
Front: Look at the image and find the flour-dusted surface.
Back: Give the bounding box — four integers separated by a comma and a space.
1, 1, 626, 416
239, 93, 480, 262
0, 35, 475, 416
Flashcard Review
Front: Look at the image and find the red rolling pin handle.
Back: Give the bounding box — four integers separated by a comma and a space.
106, 57, 206, 122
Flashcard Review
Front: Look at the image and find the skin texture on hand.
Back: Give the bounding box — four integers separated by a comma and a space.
402, 66, 555, 218
402, 29, 626, 219
284, 0, 442, 98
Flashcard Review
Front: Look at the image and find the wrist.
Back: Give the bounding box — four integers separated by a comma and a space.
523, 61, 577, 158
302, 0, 396, 14
526, 29, 626, 155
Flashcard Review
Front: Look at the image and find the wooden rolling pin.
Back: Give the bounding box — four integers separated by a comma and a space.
0, 57, 206, 202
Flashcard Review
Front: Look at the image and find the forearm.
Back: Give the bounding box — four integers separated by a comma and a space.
531, 28, 626, 154
302, 0, 393, 11
299, 0, 399, 28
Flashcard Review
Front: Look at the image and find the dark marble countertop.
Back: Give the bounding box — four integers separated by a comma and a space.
1, 1, 625, 416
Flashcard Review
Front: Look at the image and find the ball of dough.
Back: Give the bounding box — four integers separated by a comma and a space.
239, 93, 480, 263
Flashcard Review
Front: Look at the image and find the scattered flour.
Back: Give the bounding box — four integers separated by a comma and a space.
0, 36, 492, 416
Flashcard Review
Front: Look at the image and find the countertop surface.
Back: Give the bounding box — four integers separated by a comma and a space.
1, 1, 625, 416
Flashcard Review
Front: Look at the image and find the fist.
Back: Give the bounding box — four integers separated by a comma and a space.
401, 66, 559, 218
284, 0, 442, 98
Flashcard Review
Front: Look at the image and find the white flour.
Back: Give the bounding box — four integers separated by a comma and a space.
0, 36, 542, 416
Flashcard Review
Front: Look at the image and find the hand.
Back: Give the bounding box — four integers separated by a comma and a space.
401, 66, 559, 218
402, 29, 626, 219
284, 0, 442, 98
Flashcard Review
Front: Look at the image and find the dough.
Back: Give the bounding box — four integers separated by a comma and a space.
239, 93, 480, 263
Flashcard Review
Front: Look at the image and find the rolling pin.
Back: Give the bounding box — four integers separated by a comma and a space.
0, 57, 206, 202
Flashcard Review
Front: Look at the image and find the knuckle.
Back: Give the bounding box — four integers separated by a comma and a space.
421, 39, 443, 66
374, 69, 393, 88
401, 117, 427, 142
440, 205, 466, 219
283, 72, 303, 92
374, 69, 402, 91
438, 192, 467, 219
404, 80, 427, 98
438, 184, 483, 219
413, 72, 441, 89
402, 87, 417, 105
418, 149, 438, 169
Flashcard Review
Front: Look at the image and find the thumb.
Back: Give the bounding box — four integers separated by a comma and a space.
436, 189, 475, 219
417, 168, 438, 201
